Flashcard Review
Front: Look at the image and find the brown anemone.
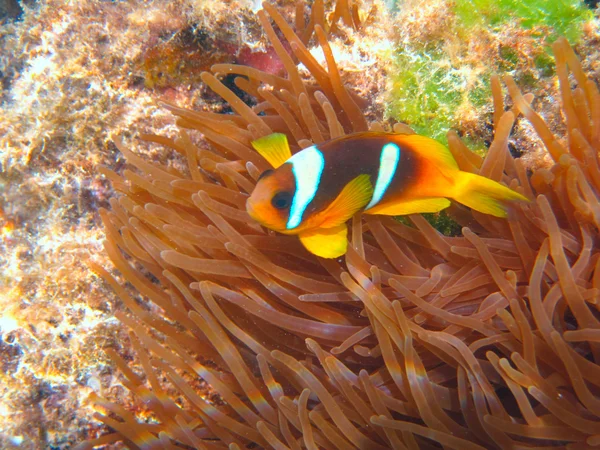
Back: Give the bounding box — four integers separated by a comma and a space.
82, 1, 600, 449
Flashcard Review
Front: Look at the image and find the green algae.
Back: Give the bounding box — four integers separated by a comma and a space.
388, 46, 490, 144
394, 211, 462, 237
453, 0, 592, 42
386, 0, 592, 145
423, 211, 462, 237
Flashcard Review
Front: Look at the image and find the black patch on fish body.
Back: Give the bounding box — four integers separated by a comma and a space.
258, 169, 274, 181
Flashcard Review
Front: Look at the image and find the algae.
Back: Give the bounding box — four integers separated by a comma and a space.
453, 0, 592, 42
387, 0, 593, 145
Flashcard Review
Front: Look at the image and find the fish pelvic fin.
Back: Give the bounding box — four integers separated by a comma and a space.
452, 171, 529, 218
251, 133, 292, 168
299, 224, 348, 258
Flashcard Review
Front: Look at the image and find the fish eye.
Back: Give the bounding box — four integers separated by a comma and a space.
271, 191, 292, 210
257, 169, 274, 181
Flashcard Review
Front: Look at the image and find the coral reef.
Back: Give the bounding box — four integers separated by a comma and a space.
79, 2, 600, 449
0, 0, 389, 448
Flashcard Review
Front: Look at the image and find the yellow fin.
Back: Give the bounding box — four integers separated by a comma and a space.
398, 135, 459, 171
452, 171, 529, 218
365, 197, 451, 216
319, 174, 373, 228
299, 224, 348, 258
251, 133, 292, 168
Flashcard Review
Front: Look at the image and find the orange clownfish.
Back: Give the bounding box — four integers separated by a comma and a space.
246, 132, 528, 258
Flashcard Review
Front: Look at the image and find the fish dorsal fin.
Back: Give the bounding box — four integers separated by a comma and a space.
251, 133, 293, 168
398, 135, 459, 171
319, 174, 373, 229
299, 224, 348, 258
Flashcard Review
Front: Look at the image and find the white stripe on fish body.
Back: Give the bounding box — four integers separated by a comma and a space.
365, 142, 401, 210
286, 146, 325, 229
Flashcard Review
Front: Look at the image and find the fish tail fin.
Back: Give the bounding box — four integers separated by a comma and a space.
451, 171, 529, 218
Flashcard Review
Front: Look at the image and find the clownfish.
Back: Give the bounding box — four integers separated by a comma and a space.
246, 132, 528, 258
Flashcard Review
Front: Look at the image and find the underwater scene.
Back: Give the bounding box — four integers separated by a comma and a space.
1, 0, 600, 448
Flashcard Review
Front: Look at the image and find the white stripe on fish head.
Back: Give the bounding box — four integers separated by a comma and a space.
365, 142, 400, 210
286, 145, 325, 230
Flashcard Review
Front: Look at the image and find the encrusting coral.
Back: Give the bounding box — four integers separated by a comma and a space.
83, 1, 600, 448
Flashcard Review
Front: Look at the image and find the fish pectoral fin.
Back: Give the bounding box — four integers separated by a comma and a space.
299, 224, 348, 258
318, 174, 373, 228
365, 197, 451, 216
251, 133, 292, 168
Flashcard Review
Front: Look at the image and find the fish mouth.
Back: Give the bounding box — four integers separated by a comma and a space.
246, 199, 269, 227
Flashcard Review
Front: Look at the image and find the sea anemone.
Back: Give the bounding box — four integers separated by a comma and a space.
82, 1, 600, 448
